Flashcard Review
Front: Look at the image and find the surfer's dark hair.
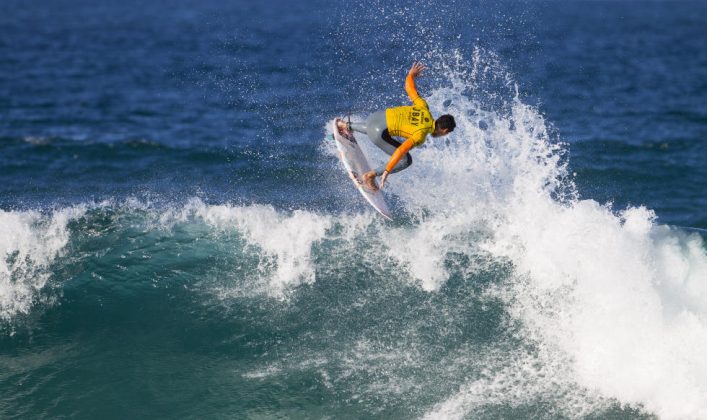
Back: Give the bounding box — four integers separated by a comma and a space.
436, 114, 456, 132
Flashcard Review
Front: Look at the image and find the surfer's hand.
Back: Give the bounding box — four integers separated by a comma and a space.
409, 62, 425, 78
379, 171, 390, 189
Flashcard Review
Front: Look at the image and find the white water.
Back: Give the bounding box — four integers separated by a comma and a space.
170, 199, 335, 297
2, 51, 706, 418
398, 52, 707, 418
316, 49, 707, 415
0, 206, 85, 322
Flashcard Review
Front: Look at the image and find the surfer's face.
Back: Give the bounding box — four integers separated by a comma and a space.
432, 127, 451, 137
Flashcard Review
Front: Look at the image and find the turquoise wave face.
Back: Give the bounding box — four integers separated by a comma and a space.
2, 196, 706, 418
0, 200, 513, 418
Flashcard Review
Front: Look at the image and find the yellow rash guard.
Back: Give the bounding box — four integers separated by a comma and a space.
383, 73, 435, 173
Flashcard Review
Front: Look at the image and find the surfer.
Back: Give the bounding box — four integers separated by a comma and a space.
337, 62, 456, 191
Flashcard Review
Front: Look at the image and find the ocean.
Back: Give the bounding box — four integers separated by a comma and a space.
1, 0, 706, 418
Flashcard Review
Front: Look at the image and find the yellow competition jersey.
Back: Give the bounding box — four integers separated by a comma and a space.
385, 97, 435, 147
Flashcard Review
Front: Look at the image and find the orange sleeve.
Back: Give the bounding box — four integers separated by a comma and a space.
405, 73, 420, 103
385, 138, 415, 173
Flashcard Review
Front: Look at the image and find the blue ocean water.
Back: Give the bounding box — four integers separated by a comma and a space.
1, 0, 706, 418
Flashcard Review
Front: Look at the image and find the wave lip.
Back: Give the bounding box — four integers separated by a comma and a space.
177, 200, 333, 297
0, 206, 85, 323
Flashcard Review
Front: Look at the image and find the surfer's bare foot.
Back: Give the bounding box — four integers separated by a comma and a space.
336, 119, 351, 135
362, 171, 379, 191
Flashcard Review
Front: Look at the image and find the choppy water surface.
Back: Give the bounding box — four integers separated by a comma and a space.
1, 1, 706, 418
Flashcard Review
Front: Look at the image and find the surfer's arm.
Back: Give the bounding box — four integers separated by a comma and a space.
384, 139, 415, 174
405, 62, 425, 104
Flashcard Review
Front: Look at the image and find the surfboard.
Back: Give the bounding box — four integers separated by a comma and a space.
330, 119, 393, 220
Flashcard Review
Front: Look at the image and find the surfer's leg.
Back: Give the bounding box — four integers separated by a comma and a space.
363, 111, 413, 175
372, 130, 412, 175
350, 110, 388, 135
364, 111, 395, 153
349, 121, 367, 134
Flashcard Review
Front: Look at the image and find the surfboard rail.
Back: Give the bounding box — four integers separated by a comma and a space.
330, 119, 393, 220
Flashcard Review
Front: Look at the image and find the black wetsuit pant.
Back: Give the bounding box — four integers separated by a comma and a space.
350, 111, 412, 176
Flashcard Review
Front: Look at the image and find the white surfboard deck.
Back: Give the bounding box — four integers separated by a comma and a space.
330, 119, 392, 220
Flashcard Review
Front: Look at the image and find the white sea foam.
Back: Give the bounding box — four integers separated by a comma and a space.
315, 50, 707, 417
0, 206, 85, 322
177, 199, 333, 297
492, 199, 707, 418
423, 345, 609, 420
392, 51, 707, 418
